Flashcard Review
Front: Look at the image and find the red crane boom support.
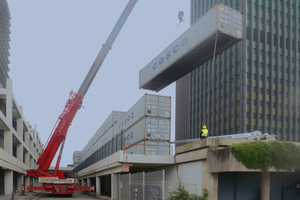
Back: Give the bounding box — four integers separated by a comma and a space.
25, 0, 138, 194
26, 92, 84, 177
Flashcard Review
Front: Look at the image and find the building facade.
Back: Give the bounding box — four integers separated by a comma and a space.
0, 0, 43, 195
0, 0, 11, 88
176, 0, 300, 142
0, 79, 43, 195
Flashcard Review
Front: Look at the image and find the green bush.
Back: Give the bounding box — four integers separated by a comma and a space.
231, 141, 300, 171
167, 182, 208, 200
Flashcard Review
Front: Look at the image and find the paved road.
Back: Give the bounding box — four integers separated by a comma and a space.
37, 191, 96, 200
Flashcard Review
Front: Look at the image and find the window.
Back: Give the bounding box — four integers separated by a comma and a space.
64, 172, 74, 178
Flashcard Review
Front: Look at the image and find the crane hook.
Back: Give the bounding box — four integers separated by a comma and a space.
178, 11, 184, 22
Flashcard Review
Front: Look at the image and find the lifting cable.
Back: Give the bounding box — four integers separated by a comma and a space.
144, 25, 179, 66
204, 32, 218, 126
144, 3, 185, 66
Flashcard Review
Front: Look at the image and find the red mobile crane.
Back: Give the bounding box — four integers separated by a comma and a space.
23, 0, 138, 195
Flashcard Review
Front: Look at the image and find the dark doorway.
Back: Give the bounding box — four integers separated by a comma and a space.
218, 172, 261, 200
270, 170, 300, 200
90, 177, 96, 187
219, 171, 300, 200
13, 172, 18, 192
100, 175, 111, 196
0, 168, 4, 195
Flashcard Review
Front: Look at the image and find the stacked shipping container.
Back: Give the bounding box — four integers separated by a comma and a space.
73, 151, 82, 167
79, 111, 125, 162
114, 94, 171, 155
73, 94, 172, 172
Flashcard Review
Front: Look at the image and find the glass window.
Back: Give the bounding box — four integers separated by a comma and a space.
64, 172, 74, 178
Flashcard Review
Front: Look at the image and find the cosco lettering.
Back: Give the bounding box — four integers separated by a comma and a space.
173, 45, 179, 53
152, 37, 187, 71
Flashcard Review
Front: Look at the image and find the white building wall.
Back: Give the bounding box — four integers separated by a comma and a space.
165, 161, 202, 197
0, 79, 44, 194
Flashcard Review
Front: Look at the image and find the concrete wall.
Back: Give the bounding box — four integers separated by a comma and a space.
0, 79, 44, 194
165, 161, 202, 197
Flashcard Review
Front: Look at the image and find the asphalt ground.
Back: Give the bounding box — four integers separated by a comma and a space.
0, 191, 43, 200
0, 191, 106, 200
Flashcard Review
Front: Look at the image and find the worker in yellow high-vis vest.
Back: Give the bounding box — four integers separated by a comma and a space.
200, 125, 208, 139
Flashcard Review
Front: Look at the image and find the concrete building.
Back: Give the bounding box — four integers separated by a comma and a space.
74, 137, 300, 200
176, 0, 300, 142
0, 80, 44, 194
0, 0, 11, 89
0, 0, 44, 195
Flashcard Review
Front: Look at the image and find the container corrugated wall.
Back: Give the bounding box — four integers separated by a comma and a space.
78, 111, 125, 162
122, 117, 171, 145
114, 94, 171, 136
125, 141, 170, 155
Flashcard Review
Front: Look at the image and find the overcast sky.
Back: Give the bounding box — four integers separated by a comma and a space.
7, 1, 190, 167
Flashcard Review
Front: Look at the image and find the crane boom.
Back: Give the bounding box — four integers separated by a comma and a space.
26, 0, 138, 187
78, 0, 138, 96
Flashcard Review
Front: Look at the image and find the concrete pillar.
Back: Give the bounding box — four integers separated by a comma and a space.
24, 131, 29, 147
261, 172, 270, 200
25, 176, 30, 187
96, 176, 101, 196
17, 143, 23, 162
29, 137, 33, 153
119, 174, 121, 200
17, 174, 24, 192
201, 160, 218, 200
4, 130, 12, 154
4, 170, 13, 195
111, 174, 118, 200
17, 116, 23, 140
25, 151, 30, 166
30, 156, 34, 168
87, 178, 91, 187
6, 79, 12, 126
34, 125, 37, 140
34, 161, 37, 169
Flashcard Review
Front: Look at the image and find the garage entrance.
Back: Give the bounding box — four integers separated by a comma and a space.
100, 175, 111, 196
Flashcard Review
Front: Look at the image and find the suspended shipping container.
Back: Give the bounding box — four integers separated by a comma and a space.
139, 3, 243, 92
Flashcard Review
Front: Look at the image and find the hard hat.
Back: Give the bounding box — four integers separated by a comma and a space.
264, 133, 269, 136
203, 126, 206, 129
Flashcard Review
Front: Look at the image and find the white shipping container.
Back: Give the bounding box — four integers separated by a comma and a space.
73, 162, 79, 168
114, 94, 171, 136
139, 3, 243, 92
81, 116, 170, 161
125, 141, 170, 155
79, 111, 124, 161
73, 157, 80, 163
96, 126, 113, 149
96, 111, 125, 139
73, 151, 82, 158
80, 127, 114, 161
122, 117, 170, 145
